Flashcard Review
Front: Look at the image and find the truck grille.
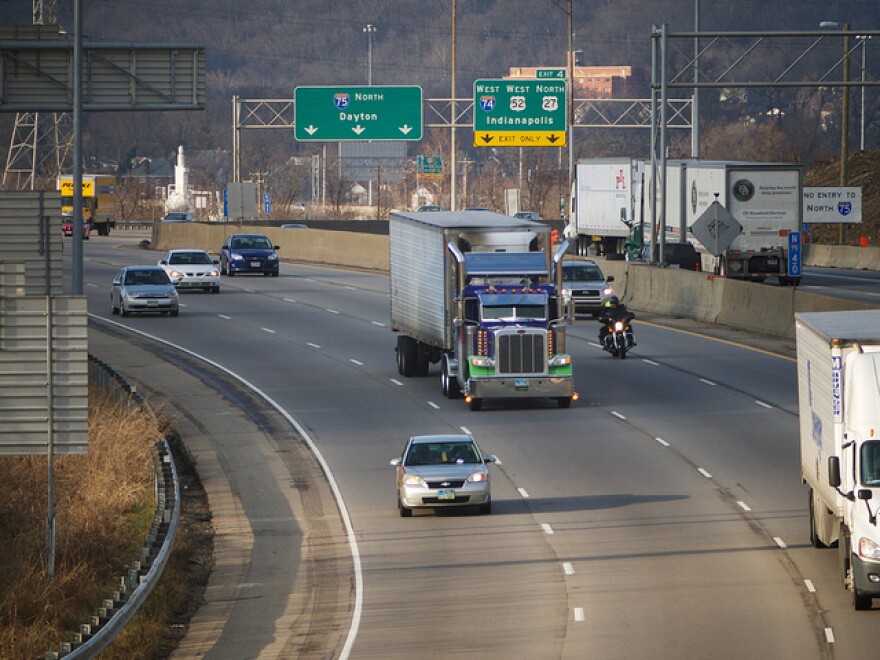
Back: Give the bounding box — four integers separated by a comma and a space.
497, 332, 545, 374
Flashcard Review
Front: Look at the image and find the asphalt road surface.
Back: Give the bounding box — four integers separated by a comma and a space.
71, 232, 880, 659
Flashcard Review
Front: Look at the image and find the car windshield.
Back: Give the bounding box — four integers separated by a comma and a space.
169, 252, 212, 265
406, 442, 481, 466
125, 269, 170, 286
564, 264, 603, 282
232, 236, 272, 249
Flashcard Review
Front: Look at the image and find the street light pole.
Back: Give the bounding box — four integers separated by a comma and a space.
859, 35, 870, 150
820, 21, 851, 244
363, 24, 376, 86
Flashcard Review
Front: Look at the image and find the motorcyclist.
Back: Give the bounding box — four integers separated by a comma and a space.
597, 296, 636, 348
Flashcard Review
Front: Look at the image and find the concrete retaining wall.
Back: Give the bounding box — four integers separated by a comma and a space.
152, 224, 877, 339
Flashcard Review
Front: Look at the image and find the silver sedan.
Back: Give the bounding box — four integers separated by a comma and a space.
390, 434, 500, 517
110, 266, 179, 317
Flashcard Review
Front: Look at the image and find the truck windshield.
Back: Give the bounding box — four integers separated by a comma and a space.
860, 442, 880, 487
482, 304, 546, 321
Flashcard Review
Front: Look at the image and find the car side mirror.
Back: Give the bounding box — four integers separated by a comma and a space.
159, 260, 167, 265
274, 245, 281, 250
389, 457, 402, 466
606, 275, 615, 283
213, 259, 219, 265
484, 455, 501, 465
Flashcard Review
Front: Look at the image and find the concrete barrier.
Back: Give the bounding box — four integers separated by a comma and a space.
804, 244, 880, 270
153, 224, 877, 339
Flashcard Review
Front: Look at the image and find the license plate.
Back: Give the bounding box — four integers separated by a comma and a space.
669, 264, 680, 269
437, 490, 456, 500
768, 258, 779, 266
250, 261, 260, 267
515, 378, 529, 391
147, 300, 158, 307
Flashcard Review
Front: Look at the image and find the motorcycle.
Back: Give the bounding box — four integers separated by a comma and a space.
601, 320, 635, 359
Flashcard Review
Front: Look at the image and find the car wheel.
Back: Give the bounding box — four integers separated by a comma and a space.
398, 497, 412, 518
213, 286, 220, 294
228, 268, 235, 277
171, 308, 179, 317
263, 272, 271, 277
271, 271, 279, 277
121, 305, 130, 317
478, 499, 492, 515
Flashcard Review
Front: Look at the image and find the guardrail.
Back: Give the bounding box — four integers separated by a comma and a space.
45, 357, 180, 659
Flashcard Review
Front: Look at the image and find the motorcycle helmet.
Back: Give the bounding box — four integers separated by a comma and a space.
606, 296, 620, 307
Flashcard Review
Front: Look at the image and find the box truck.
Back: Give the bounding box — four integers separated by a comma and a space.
797, 309, 880, 609
57, 174, 118, 236
390, 210, 575, 410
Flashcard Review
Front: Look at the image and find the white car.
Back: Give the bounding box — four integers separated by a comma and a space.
158, 249, 221, 293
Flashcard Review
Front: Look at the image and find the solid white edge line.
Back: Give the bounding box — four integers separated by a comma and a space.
563, 562, 574, 575
804, 579, 816, 593
574, 607, 585, 622
517, 487, 530, 498
825, 627, 835, 643
541, 523, 554, 535
774, 537, 787, 549
737, 501, 752, 512
655, 437, 670, 447
427, 401, 440, 410
90, 315, 364, 660
698, 468, 712, 478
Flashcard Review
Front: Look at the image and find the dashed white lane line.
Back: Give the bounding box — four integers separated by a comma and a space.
642, 359, 660, 366
261, 327, 276, 334
427, 401, 440, 410
699, 378, 717, 386
563, 562, 575, 576
574, 608, 585, 622
326, 308, 340, 314
697, 468, 712, 478
804, 579, 816, 593
755, 400, 773, 409
540, 523, 554, 535
655, 437, 670, 447
218, 314, 231, 320
307, 342, 321, 349
825, 628, 835, 643
371, 321, 385, 327
244, 288, 255, 293
460, 426, 471, 434
283, 298, 297, 304
774, 537, 787, 549
737, 501, 752, 512
390, 379, 404, 386
517, 487, 530, 499
611, 411, 626, 420
86, 282, 98, 288
350, 359, 363, 366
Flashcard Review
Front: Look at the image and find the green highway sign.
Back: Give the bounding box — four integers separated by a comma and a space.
536, 68, 567, 79
294, 85, 423, 141
473, 79, 567, 148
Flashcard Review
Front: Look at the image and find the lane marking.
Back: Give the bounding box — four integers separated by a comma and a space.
86, 282, 98, 288
563, 562, 575, 576
218, 314, 231, 320
460, 426, 472, 434
804, 579, 816, 593
655, 437, 670, 447
698, 468, 712, 478
755, 400, 773, 409
307, 342, 321, 349
699, 378, 716, 386
541, 523, 554, 535
517, 487, 530, 499
261, 327, 276, 334
427, 401, 440, 410
774, 537, 787, 549
371, 321, 385, 327
283, 298, 297, 304
345, 285, 357, 290
390, 379, 403, 386
574, 607, 585, 622
635, 319, 795, 362
326, 308, 340, 314
825, 628, 835, 643
642, 359, 660, 366
350, 359, 363, 366
611, 411, 626, 420
737, 501, 752, 512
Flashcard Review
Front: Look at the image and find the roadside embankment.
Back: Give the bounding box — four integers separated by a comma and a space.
152, 223, 877, 339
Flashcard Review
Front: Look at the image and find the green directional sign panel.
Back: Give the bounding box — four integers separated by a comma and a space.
473, 79, 567, 148
294, 85, 423, 141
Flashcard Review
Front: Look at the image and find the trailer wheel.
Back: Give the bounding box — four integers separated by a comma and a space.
808, 490, 825, 548
397, 336, 417, 377
416, 347, 430, 377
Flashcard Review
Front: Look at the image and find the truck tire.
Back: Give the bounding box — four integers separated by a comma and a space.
397, 336, 417, 377
441, 355, 461, 399
468, 397, 482, 412
809, 490, 825, 548
556, 397, 571, 409
416, 347, 430, 377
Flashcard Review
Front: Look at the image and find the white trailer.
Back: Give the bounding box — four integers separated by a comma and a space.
797, 310, 880, 609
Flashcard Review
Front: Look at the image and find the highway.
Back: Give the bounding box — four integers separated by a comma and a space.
77, 233, 880, 658
800, 266, 880, 307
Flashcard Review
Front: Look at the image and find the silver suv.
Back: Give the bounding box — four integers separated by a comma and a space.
561, 260, 615, 317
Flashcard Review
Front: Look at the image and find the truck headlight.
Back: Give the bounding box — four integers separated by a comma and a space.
549, 354, 571, 367
470, 356, 495, 368
858, 537, 880, 561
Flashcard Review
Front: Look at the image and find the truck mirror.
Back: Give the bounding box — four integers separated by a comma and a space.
858, 489, 873, 501
828, 456, 842, 488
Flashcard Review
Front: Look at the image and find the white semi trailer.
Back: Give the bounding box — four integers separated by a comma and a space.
797, 310, 880, 609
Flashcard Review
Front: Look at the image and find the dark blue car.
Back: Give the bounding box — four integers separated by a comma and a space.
220, 234, 280, 277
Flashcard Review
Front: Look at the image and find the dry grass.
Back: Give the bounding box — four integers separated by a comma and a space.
0, 386, 161, 658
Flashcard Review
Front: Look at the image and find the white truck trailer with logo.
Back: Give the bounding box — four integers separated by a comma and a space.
564, 157, 644, 259
390, 210, 575, 411
678, 161, 803, 284
797, 310, 880, 609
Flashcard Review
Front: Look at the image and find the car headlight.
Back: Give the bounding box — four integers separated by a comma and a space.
208, 270, 220, 277
470, 356, 495, 368
169, 270, 184, 279
402, 473, 425, 486
858, 537, 880, 561
549, 354, 571, 367
603, 287, 613, 296
467, 471, 488, 483
268, 253, 279, 261
231, 253, 244, 261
